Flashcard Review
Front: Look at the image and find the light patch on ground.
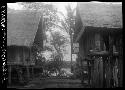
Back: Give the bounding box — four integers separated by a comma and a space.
61, 68, 73, 76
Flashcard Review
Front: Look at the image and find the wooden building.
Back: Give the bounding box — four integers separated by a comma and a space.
7, 8, 44, 85
74, 2, 122, 88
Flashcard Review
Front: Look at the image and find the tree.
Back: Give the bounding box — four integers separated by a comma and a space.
39, 3, 75, 74
57, 4, 76, 72
41, 3, 70, 75
19, 2, 74, 75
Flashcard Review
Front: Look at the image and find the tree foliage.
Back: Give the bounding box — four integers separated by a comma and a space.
20, 2, 75, 76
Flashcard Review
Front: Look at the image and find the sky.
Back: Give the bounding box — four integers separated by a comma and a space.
7, 3, 24, 10
7, 2, 77, 14
52, 2, 77, 15
91, 1, 122, 4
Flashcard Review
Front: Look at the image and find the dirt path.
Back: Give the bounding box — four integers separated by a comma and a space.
19, 77, 85, 88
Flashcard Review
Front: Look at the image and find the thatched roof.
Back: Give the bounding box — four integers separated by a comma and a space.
77, 2, 122, 28
7, 8, 43, 46
74, 2, 122, 42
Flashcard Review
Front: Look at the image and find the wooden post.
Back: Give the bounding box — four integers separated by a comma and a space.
119, 56, 123, 87
30, 46, 34, 78
26, 48, 30, 81
109, 35, 114, 87
8, 65, 11, 85
103, 56, 106, 88
17, 66, 23, 83
119, 38, 123, 87
32, 66, 34, 78
99, 57, 103, 88
90, 56, 94, 88
26, 66, 30, 81
23, 47, 30, 81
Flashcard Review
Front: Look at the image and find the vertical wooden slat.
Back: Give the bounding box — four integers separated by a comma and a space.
26, 47, 30, 81
8, 65, 11, 85
23, 47, 25, 65
119, 56, 123, 87
103, 57, 105, 87
30, 46, 34, 78
109, 35, 113, 87
99, 57, 103, 88
26, 66, 30, 81
119, 38, 123, 87
32, 66, 34, 78
23, 47, 30, 81
17, 66, 23, 83
22, 47, 25, 82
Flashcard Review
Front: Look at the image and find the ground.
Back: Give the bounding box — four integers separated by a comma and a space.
7, 77, 89, 88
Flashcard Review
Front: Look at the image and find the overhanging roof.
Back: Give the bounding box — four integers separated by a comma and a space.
78, 2, 122, 28
74, 2, 122, 42
7, 9, 43, 46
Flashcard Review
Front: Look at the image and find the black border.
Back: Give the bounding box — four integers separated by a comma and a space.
1, 3, 7, 88
1, 1, 123, 88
